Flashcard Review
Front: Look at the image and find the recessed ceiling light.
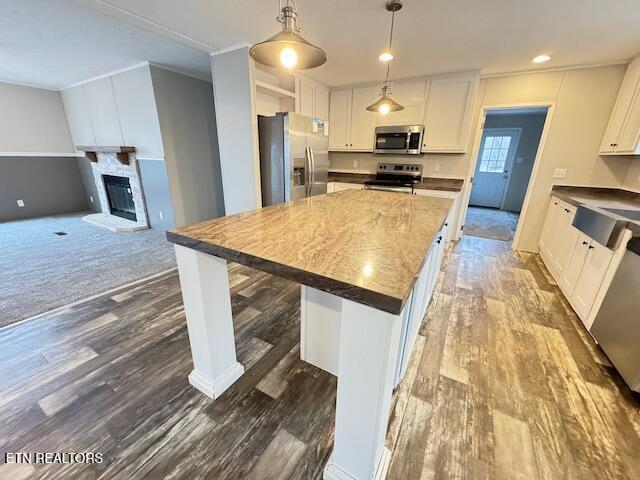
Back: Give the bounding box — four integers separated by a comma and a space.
378, 52, 393, 62
532, 54, 551, 64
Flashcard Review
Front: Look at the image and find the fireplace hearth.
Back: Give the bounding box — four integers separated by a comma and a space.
103, 175, 137, 221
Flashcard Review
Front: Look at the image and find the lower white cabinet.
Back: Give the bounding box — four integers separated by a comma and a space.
539, 196, 615, 327
414, 189, 460, 243
327, 182, 363, 193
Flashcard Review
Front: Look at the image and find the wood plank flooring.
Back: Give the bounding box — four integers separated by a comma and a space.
464, 206, 520, 241
1, 235, 639, 479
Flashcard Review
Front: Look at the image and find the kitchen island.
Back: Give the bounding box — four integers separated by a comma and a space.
167, 189, 453, 480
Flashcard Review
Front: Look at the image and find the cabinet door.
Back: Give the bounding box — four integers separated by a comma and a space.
559, 232, 589, 297
615, 66, 640, 153
423, 73, 479, 153
298, 76, 315, 118
61, 85, 95, 148
375, 80, 427, 126
83, 77, 124, 146
539, 198, 560, 261
314, 85, 329, 121
329, 89, 352, 151
350, 86, 379, 150
599, 61, 640, 154
572, 241, 614, 323
551, 205, 578, 277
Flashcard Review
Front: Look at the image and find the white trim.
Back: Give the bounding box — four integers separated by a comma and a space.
0, 267, 178, 333
188, 363, 245, 399
0, 78, 59, 91
458, 102, 556, 250
135, 155, 165, 161
210, 43, 252, 57
480, 60, 630, 79
92, 0, 217, 51
62, 62, 150, 90
0, 152, 82, 157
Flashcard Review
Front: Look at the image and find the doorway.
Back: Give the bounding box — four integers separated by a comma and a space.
464, 107, 549, 242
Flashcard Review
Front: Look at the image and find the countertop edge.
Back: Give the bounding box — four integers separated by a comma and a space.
166, 230, 407, 315
328, 172, 464, 192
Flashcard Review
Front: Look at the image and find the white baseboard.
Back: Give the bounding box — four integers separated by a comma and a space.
323, 447, 391, 480
188, 363, 245, 399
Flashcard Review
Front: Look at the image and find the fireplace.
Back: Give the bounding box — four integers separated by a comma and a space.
103, 175, 137, 221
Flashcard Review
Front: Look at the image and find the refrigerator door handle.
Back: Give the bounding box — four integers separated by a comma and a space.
309, 146, 315, 193
304, 146, 312, 196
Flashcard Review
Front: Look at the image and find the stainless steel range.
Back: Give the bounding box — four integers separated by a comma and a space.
363, 162, 423, 193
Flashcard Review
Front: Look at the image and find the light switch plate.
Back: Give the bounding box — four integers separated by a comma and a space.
434, 162, 440, 173
352, 160, 358, 168
17, 199, 25, 207
553, 168, 567, 179
89, 195, 94, 203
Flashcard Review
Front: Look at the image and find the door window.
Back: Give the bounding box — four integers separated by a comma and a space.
479, 136, 511, 173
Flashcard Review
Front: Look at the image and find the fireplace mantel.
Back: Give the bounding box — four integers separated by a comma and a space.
77, 145, 136, 165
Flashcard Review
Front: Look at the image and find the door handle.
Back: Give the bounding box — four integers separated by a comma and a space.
309, 146, 315, 193
304, 147, 312, 196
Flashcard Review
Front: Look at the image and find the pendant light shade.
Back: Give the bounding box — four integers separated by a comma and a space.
366, 0, 404, 114
250, 1, 327, 70
366, 82, 404, 114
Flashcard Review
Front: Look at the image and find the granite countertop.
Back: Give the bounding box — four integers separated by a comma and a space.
167, 189, 453, 314
328, 172, 464, 192
551, 185, 640, 236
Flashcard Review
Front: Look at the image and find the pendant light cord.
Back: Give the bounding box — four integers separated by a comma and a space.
384, 10, 395, 84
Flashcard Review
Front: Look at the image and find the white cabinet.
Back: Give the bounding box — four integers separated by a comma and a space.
328, 87, 377, 151
297, 76, 329, 121
350, 87, 379, 150
422, 73, 479, 153
375, 80, 427, 126
539, 196, 615, 327
414, 189, 460, 243
328, 182, 363, 193
329, 90, 352, 151
600, 57, 640, 155
83, 77, 124, 146
571, 240, 613, 323
61, 85, 95, 148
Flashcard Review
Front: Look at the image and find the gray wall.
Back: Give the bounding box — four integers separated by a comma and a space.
76, 157, 101, 213
484, 112, 547, 212
150, 65, 225, 225
0, 156, 89, 221
139, 159, 176, 231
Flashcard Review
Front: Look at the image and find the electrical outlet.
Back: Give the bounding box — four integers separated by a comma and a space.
89, 195, 94, 203
17, 200, 25, 207
553, 168, 567, 179
352, 160, 358, 168
159, 211, 164, 220
434, 162, 440, 173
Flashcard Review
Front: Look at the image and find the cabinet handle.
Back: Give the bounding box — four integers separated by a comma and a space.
582, 241, 588, 245
436, 236, 443, 244
554, 202, 558, 205
445, 222, 449, 227
564, 208, 570, 213
588, 245, 595, 249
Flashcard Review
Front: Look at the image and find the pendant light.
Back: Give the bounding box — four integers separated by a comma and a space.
367, 0, 404, 114
250, 0, 327, 70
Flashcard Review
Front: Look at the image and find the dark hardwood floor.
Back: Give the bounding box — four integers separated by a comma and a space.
1, 235, 638, 479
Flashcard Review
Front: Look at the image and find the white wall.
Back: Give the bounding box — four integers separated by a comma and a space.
622, 160, 640, 192
150, 65, 225, 226
0, 81, 74, 153
211, 46, 262, 215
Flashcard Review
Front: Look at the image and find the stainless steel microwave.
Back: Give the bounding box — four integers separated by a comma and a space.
374, 125, 424, 155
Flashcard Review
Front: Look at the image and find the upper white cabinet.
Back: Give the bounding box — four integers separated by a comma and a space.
61, 85, 95, 148
375, 80, 427, 126
82, 77, 124, 146
600, 57, 640, 155
329, 87, 378, 151
327, 71, 478, 153
297, 76, 329, 121
422, 73, 479, 153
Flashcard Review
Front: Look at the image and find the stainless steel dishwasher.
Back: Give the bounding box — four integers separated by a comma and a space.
591, 236, 640, 393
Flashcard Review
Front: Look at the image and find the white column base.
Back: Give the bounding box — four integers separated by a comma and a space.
188, 362, 245, 399
324, 448, 391, 480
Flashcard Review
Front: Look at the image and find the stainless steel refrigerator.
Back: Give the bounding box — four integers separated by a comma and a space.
257, 112, 329, 206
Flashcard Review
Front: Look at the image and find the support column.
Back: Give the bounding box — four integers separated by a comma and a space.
324, 299, 403, 480
174, 245, 244, 399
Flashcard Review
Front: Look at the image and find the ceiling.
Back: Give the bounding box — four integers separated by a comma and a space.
2, 0, 640, 90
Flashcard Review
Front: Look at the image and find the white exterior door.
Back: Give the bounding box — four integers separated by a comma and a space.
469, 128, 520, 208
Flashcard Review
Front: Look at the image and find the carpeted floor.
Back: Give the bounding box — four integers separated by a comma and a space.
0, 212, 176, 328
464, 206, 520, 241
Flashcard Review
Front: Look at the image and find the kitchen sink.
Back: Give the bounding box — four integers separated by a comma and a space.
602, 207, 640, 222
